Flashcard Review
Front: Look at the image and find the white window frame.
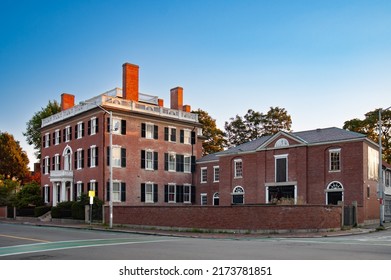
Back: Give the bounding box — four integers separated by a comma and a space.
201, 167, 207, 183
145, 182, 154, 203
76, 181, 83, 200
44, 185, 49, 203
44, 156, 50, 174
54, 154, 60, 171
77, 122, 83, 139
213, 166, 220, 182
76, 149, 83, 170
234, 159, 243, 178
145, 123, 154, 139
145, 150, 154, 170
112, 181, 121, 202
168, 153, 176, 172
168, 127, 176, 142
275, 154, 288, 182
44, 133, 50, 148
112, 118, 121, 135
329, 148, 341, 172
168, 183, 176, 203
183, 184, 191, 203
183, 129, 191, 145
200, 193, 207, 206
91, 117, 98, 135
90, 145, 97, 168
54, 129, 60, 145
184, 155, 191, 173
65, 126, 71, 142
112, 146, 122, 168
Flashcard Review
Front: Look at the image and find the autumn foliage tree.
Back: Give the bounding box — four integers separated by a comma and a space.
344, 108, 391, 163
0, 131, 30, 181
192, 109, 226, 155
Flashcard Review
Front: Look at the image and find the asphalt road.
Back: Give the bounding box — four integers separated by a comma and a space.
1, 222, 391, 260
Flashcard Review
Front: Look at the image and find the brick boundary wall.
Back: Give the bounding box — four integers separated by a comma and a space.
0, 206, 7, 219
104, 205, 342, 232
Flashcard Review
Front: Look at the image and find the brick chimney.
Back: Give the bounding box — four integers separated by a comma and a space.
122, 63, 139, 101
170, 87, 183, 111
61, 93, 75, 110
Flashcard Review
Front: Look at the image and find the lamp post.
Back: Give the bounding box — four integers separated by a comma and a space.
82, 101, 114, 229
378, 105, 391, 227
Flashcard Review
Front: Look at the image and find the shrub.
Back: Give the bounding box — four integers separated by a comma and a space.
51, 201, 73, 219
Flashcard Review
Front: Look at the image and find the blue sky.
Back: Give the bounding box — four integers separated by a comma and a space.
1, 0, 391, 169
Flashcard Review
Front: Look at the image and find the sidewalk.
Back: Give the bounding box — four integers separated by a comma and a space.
2, 217, 390, 239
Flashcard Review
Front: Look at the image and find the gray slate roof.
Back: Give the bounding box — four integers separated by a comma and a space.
197, 127, 366, 163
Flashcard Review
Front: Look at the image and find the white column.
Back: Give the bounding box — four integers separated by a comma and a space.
52, 182, 58, 207
70, 181, 74, 201
61, 181, 66, 202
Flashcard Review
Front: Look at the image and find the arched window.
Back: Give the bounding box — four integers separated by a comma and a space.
232, 186, 244, 205
325, 181, 344, 205
63, 146, 72, 171
213, 192, 220, 206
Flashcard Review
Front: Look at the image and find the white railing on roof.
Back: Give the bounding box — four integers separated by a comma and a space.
41, 90, 198, 127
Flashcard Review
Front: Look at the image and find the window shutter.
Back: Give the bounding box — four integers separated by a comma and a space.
52, 156, 55, 171
141, 150, 146, 169
121, 182, 126, 202
191, 156, 196, 173
52, 132, 55, 145
63, 129, 66, 142
81, 150, 84, 168
276, 158, 287, 182
141, 123, 146, 138
70, 126, 72, 140
180, 130, 184, 143
75, 125, 78, 139
164, 127, 169, 141
141, 183, 145, 202
121, 148, 126, 167
82, 123, 85, 137
48, 187, 51, 202
154, 125, 158, 139
191, 186, 196, 203
176, 185, 183, 203
164, 185, 168, 202
121, 120, 126, 135
88, 120, 91, 135
191, 131, 196, 145
153, 184, 158, 202
95, 117, 99, 133
74, 152, 77, 169
58, 130, 61, 144
171, 128, 176, 142
153, 152, 158, 170
73, 184, 77, 201
95, 147, 99, 166
87, 148, 91, 167
107, 147, 110, 166
176, 154, 184, 172
107, 118, 110, 133
81, 182, 84, 194
106, 182, 110, 202
164, 153, 168, 171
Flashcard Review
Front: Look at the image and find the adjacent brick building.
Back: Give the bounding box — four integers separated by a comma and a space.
41, 63, 202, 207
196, 127, 385, 224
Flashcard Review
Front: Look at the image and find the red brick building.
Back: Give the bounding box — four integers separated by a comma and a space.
41, 63, 202, 207
195, 128, 382, 224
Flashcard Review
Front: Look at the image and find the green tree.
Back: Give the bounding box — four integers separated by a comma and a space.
0, 176, 18, 206
14, 182, 43, 208
24, 100, 61, 159
0, 132, 30, 181
224, 107, 292, 147
344, 108, 391, 163
193, 109, 226, 155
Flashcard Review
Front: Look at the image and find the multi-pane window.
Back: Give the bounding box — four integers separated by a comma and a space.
201, 167, 207, 183
275, 155, 288, 182
183, 130, 191, 144
200, 193, 207, 205
184, 156, 191, 173
112, 182, 121, 202
89, 117, 98, 135
183, 184, 191, 203
54, 130, 61, 145
234, 159, 243, 178
76, 182, 83, 200
168, 184, 176, 203
111, 146, 126, 168
76, 122, 84, 139
146, 123, 154, 139
44, 133, 50, 148
145, 183, 154, 203
43, 185, 50, 203
141, 123, 158, 139
89, 146, 98, 167
111, 118, 126, 135
145, 150, 154, 170
214, 166, 220, 182
232, 186, 244, 204
44, 156, 50, 174
165, 127, 177, 142
76, 149, 84, 169
64, 126, 71, 142
168, 153, 176, 171
329, 149, 341, 172
53, 154, 60, 171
